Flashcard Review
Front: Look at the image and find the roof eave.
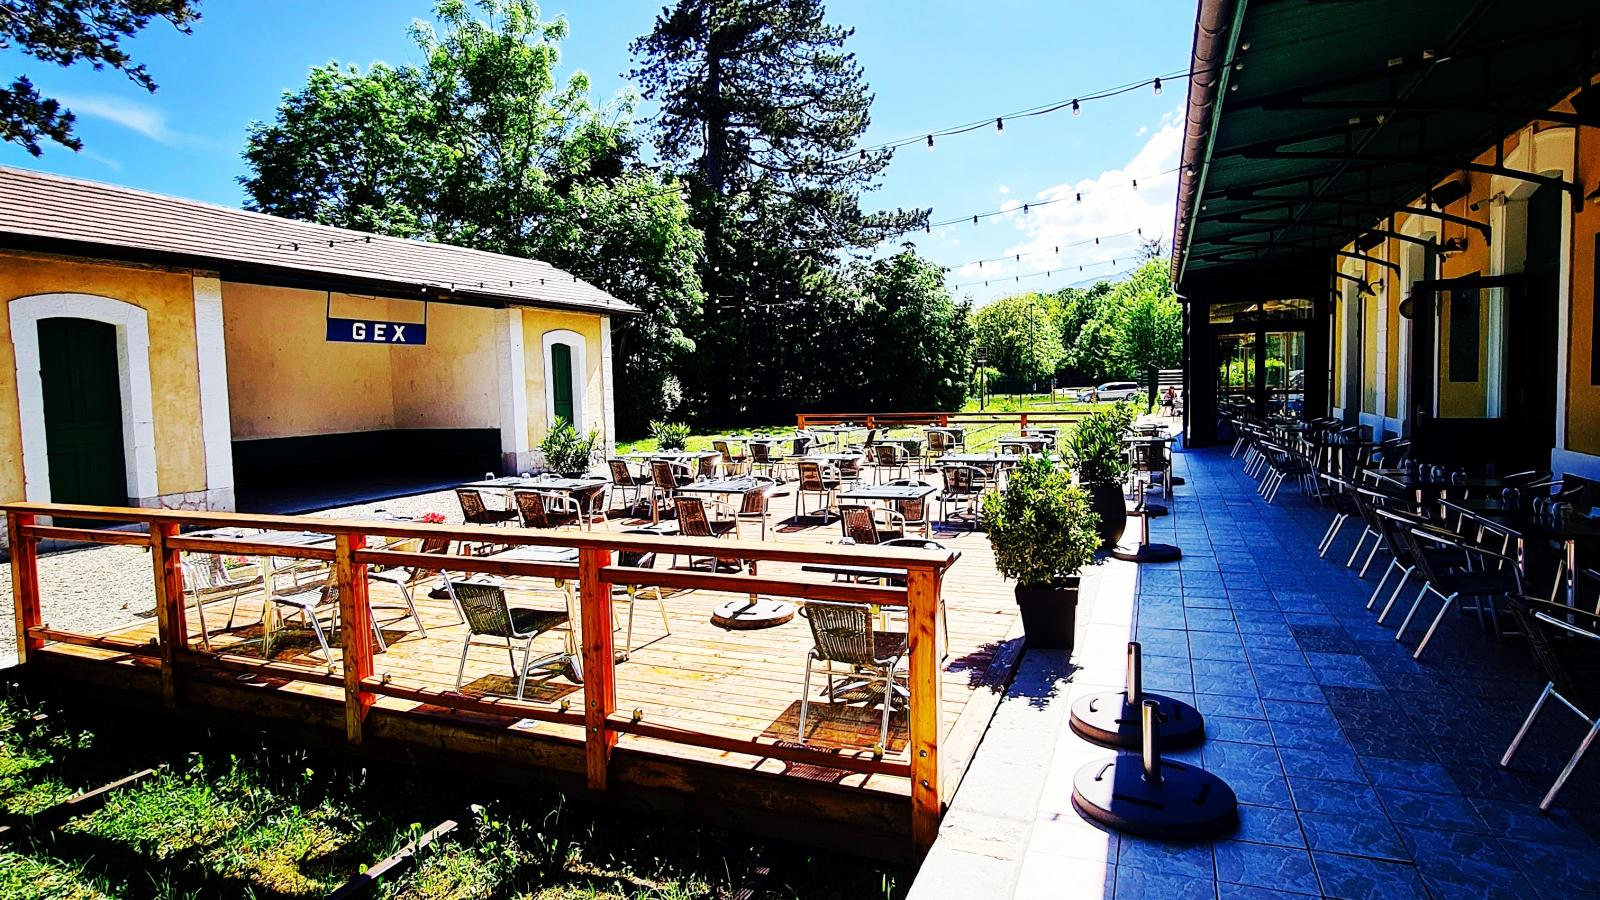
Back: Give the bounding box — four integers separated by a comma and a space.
1172, 0, 1248, 286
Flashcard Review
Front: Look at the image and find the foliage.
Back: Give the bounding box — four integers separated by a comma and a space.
1066, 402, 1137, 484
979, 456, 1101, 589
631, 0, 951, 425
650, 419, 691, 451
240, 0, 704, 436
539, 421, 599, 474
973, 292, 1064, 385
0, 0, 200, 155
1059, 257, 1182, 382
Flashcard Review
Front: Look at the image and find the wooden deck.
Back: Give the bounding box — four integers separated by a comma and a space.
7, 502, 1023, 861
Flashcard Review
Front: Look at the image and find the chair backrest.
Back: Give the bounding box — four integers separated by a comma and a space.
894, 494, 928, 524
839, 505, 882, 544
927, 431, 949, 452
698, 454, 721, 478
798, 461, 826, 492
652, 460, 679, 491
875, 444, 900, 467
801, 601, 883, 666
944, 465, 976, 494
456, 489, 490, 521
674, 497, 714, 538
1503, 594, 1597, 711
513, 490, 554, 528
793, 436, 814, 456
452, 581, 513, 637
750, 442, 772, 463
837, 456, 861, 477
738, 486, 771, 515
608, 459, 636, 486
617, 528, 658, 569
714, 441, 732, 458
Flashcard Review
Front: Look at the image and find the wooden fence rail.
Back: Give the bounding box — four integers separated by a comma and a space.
4, 501, 956, 852
796, 410, 1091, 433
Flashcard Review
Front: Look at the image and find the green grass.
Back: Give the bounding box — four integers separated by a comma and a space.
0, 685, 908, 899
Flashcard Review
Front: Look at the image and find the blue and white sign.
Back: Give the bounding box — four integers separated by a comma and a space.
326, 317, 427, 345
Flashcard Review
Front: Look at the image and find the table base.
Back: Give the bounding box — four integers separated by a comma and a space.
1072, 755, 1238, 838
1111, 542, 1182, 563
1070, 691, 1204, 750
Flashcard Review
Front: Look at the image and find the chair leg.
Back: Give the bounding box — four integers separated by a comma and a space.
516, 636, 534, 701
1319, 513, 1347, 557
455, 631, 473, 691
1376, 566, 1413, 623
1539, 711, 1600, 811
879, 660, 897, 753
1358, 538, 1383, 578
1393, 583, 1435, 641
1367, 559, 1396, 609
1346, 528, 1372, 568
1412, 590, 1461, 659
1502, 682, 1554, 768
193, 596, 213, 652
307, 615, 334, 664
799, 653, 815, 743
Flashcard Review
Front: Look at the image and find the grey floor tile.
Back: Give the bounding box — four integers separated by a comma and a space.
1278, 748, 1365, 784
1286, 778, 1385, 817
1298, 811, 1408, 861
1311, 851, 1427, 900
1117, 836, 1215, 878
1113, 866, 1215, 900
1359, 755, 1458, 795
1499, 836, 1600, 898
1376, 787, 1487, 832
1207, 715, 1276, 745
1215, 840, 1321, 895
1232, 802, 1307, 848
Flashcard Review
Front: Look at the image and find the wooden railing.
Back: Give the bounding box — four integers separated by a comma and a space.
795, 410, 1089, 431
4, 503, 956, 852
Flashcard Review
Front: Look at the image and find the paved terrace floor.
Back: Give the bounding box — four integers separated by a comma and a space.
917, 442, 1600, 900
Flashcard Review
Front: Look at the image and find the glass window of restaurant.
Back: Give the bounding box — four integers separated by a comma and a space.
1209, 298, 1314, 417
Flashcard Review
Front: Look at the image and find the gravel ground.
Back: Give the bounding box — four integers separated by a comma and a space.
0, 489, 469, 668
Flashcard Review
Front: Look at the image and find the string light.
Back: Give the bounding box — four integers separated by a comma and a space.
1132, 179, 1138, 190
927, 134, 935, 150
996, 117, 1004, 133
1153, 77, 1163, 96
1071, 99, 1081, 115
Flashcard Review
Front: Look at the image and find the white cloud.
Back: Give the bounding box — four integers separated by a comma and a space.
58, 94, 203, 148
998, 184, 1011, 194
1136, 125, 1148, 136
963, 110, 1182, 285
79, 149, 121, 171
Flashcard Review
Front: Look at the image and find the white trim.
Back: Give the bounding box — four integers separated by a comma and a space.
192, 276, 235, 507
495, 308, 532, 473
600, 315, 616, 459
1553, 447, 1600, 484
8, 293, 159, 504
541, 328, 587, 432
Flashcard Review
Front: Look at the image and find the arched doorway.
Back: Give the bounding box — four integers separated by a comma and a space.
37, 318, 129, 508
541, 329, 587, 431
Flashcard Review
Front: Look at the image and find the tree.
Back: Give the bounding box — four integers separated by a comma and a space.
241, 0, 703, 436
851, 247, 973, 411
630, 0, 931, 423
973, 293, 1064, 387
1057, 257, 1180, 381
0, 0, 200, 155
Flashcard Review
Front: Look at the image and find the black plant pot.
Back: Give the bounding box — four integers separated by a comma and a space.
1086, 482, 1128, 547
1016, 579, 1079, 651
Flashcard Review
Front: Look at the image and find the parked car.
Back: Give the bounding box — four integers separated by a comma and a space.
1077, 381, 1142, 402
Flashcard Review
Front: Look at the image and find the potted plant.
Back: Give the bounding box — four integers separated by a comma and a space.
980, 456, 1101, 650
541, 421, 600, 477
650, 420, 691, 452
1065, 402, 1137, 546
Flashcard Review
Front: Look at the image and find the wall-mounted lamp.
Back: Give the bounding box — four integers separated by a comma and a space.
1440, 236, 1468, 255
1469, 192, 1505, 212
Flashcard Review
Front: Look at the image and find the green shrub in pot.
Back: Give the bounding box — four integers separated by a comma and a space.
649, 420, 691, 452
1064, 402, 1137, 546
980, 455, 1101, 649
541, 421, 600, 476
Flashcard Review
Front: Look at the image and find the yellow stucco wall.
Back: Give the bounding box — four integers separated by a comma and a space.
1568, 123, 1600, 456
522, 309, 605, 446
1435, 175, 1492, 420
222, 285, 500, 439
0, 251, 206, 503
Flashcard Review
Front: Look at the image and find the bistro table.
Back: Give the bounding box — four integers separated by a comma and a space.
462, 475, 610, 528
999, 435, 1052, 454
806, 425, 861, 451
839, 483, 938, 503
1380, 473, 1512, 506
1124, 434, 1180, 500
1439, 501, 1600, 609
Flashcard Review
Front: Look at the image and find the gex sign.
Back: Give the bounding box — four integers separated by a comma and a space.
326, 317, 426, 345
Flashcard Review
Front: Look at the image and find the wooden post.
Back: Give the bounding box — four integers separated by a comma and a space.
1020, 412, 1029, 430
7, 512, 41, 664
336, 533, 375, 744
907, 566, 943, 855
148, 522, 186, 708
579, 546, 616, 791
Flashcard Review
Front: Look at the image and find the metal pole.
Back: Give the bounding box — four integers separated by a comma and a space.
1126, 642, 1142, 706
1142, 699, 1162, 784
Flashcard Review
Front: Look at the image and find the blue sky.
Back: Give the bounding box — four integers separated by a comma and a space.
0, 0, 1195, 304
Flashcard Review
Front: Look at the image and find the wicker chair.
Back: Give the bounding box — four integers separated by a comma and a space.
456, 489, 517, 526
924, 430, 950, 467
649, 460, 694, 523
672, 496, 742, 572
362, 536, 443, 649
938, 465, 985, 526
512, 489, 581, 529
1500, 594, 1600, 810
607, 459, 649, 516
798, 601, 908, 753
874, 444, 908, 483
1391, 521, 1523, 659
451, 581, 578, 700
180, 553, 265, 649
697, 453, 723, 479
795, 460, 841, 523
733, 479, 778, 540
887, 481, 933, 539
750, 441, 779, 480
613, 528, 672, 657
839, 504, 904, 545
713, 440, 748, 476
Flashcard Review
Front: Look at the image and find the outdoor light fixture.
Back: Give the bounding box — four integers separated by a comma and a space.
1072, 99, 1081, 115
1428, 179, 1470, 208
927, 134, 934, 149
1355, 233, 1384, 252
1153, 77, 1162, 95
1441, 236, 1469, 255
996, 117, 1004, 133
1470, 191, 1506, 211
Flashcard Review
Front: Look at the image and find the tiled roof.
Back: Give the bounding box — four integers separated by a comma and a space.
0, 165, 637, 315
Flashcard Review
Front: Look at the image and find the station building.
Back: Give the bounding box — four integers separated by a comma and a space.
1173, 0, 1600, 479
0, 166, 632, 537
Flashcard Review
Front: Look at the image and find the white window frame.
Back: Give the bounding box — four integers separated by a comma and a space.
541, 329, 587, 432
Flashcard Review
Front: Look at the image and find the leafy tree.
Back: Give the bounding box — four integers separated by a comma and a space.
630, 0, 931, 422
1111, 257, 1183, 377
0, 0, 200, 155
851, 248, 973, 411
973, 292, 1064, 386
241, 0, 703, 436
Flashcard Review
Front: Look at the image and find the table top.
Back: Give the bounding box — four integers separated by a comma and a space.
484, 545, 580, 564
1123, 434, 1176, 443
463, 476, 606, 492
623, 450, 719, 460
808, 425, 860, 433
677, 477, 769, 494
941, 453, 1022, 464
1447, 507, 1600, 541
926, 426, 965, 434
1385, 474, 1511, 490
800, 452, 867, 462
839, 484, 938, 501
1000, 435, 1051, 444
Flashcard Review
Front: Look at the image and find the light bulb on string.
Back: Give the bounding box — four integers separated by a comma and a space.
1094, 237, 1099, 245
1071, 99, 1081, 115
1023, 203, 1029, 213
1133, 179, 1138, 190
996, 117, 1004, 133
973, 215, 978, 226
1075, 193, 1082, 202
927, 134, 935, 150
1153, 77, 1163, 95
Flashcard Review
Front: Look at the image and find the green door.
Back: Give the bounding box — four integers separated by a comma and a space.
551, 342, 575, 426
39, 318, 128, 510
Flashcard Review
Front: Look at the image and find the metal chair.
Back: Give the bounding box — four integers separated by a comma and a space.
887, 480, 933, 539
1500, 593, 1600, 811
874, 444, 908, 483
839, 504, 904, 545
697, 453, 722, 479
672, 496, 742, 572
649, 459, 694, 523
1392, 523, 1523, 659
180, 553, 264, 649
713, 440, 748, 476
363, 536, 443, 649
607, 459, 649, 516
513, 489, 581, 529
938, 465, 984, 526
733, 479, 778, 540
795, 460, 841, 523
451, 581, 578, 700
456, 489, 517, 526
613, 528, 672, 657
798, 600, 908, 754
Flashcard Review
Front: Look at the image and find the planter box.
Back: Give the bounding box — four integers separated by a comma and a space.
1016, 578, 1079, 651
